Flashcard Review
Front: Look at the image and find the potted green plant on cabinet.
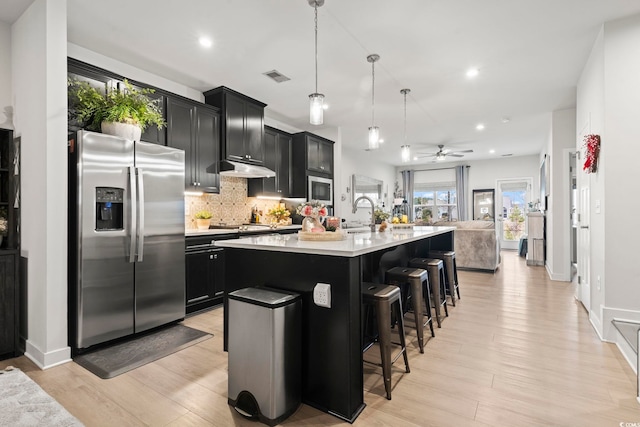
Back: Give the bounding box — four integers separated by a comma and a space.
68, 78, 165, 141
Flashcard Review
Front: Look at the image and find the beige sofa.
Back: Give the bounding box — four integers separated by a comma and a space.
432, 220, 500, 271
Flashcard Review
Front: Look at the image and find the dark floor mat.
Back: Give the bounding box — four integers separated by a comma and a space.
74, 324, 212, 379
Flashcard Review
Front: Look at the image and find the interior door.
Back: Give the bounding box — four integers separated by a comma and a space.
496, 179, 531, 250
578, 186, 590, 310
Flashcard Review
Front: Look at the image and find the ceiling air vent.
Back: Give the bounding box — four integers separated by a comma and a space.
263, 70, 291, 83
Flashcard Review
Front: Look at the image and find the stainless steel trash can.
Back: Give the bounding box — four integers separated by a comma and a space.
227, 287, 301, 426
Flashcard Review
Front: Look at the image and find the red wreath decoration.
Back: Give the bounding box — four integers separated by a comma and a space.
582, 134, 600, 174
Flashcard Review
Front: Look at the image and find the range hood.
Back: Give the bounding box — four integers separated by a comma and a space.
219, 160, 276, 178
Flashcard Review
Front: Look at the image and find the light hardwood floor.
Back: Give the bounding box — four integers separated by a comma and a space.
3, 251, 639, 426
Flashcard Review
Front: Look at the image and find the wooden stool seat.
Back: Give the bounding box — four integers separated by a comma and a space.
385, 267, 435, 353
362, 283, 410, 400
429, 250, 460, 305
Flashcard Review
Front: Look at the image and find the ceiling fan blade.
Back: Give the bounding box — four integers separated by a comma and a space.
448, 154, 464, 157
451, 149, 473, 154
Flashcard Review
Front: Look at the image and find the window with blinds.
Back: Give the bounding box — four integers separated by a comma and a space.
413, 169, 457, 223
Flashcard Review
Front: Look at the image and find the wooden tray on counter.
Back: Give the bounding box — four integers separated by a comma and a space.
298, 230, 348, 241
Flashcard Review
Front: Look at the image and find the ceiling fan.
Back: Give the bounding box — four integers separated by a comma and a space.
416, 144, 473, 161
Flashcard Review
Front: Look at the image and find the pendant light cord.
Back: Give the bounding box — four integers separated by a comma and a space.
403, 91, 407, 143
371, 60, 375, 127
314, 3, 318, 94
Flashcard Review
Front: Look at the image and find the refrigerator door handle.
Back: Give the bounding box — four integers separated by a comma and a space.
129, 166, 137, 263
137, 167, 145, 262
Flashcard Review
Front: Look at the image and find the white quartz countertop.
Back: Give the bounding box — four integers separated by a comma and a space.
214, 226, 455, 257
185, 225, 302, 237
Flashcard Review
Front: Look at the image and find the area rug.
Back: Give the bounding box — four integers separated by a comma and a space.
74, 324, 212, 379
0, 366, 84, 426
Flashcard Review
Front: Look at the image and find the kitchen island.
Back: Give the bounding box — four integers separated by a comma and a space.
216, 226, 455, 422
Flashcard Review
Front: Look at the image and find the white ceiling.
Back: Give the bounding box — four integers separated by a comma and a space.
5, 1, 640, 166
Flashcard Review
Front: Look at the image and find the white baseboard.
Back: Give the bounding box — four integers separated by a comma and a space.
613, 330, 638, 375
589, 311, 604, 341
25, 340, 72, 370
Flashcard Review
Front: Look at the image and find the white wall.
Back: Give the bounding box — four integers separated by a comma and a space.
12, 0, 69, 368
576, 13, 640, 345
0, 22, 11, 128
545, 108, 576, 281
340, 145, 396, 224
602, 14, 640, 326
576, 27, 605, 330
467, 155, 540, 201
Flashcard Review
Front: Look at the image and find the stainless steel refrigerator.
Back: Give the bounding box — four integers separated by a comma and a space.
69, 130, 185, 351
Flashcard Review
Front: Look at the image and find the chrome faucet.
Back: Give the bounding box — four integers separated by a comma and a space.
352, 196, 376, 232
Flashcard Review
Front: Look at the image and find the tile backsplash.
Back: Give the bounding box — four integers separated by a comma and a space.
185, 176, 302, 229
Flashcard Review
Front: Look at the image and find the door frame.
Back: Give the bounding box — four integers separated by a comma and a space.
495, 177, 533, 250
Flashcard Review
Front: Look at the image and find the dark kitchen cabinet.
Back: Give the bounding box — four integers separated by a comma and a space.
0, 253, 17, 360
185, 237, 227, 314
305, 134, 333, 174
291, 131, 334, 198
167, 96, 220, 193
248, 126, 291, 197
203, 86, 266, 165
0, 128, 19, 360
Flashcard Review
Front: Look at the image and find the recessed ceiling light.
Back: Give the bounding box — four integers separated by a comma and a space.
379, 139, 384, 144
489, 149, 495, 154
199, 37, 212, 48
413, 156, 418, 161
466, 68, 479, 78
476, 123, 485, 131
322, 104, 329, 110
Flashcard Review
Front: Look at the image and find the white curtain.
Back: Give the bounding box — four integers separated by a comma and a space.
400, 170, 414, 221
455, 166, 469, 220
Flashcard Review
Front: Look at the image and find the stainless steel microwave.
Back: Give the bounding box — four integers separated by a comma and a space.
308, 175, 333, 206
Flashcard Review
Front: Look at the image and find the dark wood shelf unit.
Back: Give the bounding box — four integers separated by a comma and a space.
0, 129, 20, 360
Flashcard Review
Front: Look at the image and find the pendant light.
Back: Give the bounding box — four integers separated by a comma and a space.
367, 54, 380, 150
400, 88, 411, 162
308, 0, 325, 125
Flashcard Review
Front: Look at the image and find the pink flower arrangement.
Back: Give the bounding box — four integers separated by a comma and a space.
297, 201, 328, 218
582, 134, 600, 174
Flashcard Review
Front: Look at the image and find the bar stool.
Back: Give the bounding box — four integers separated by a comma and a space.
408, 258, 448, 327
385, 267, 435, 353
429, 250, 460, 306
362, 283, 410, 400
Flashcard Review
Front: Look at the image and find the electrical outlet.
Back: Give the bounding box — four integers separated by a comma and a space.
597, 275, 601, 291
313, 283, 331, 308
